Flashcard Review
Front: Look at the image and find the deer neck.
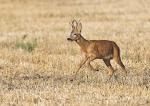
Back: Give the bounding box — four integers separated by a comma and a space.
76, 35, 90, 51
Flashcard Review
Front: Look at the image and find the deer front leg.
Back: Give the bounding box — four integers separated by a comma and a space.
87, 56, 98, 71
70, 56, 88, 81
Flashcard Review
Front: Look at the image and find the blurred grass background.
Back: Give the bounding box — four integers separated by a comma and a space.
0, 0, 150, 105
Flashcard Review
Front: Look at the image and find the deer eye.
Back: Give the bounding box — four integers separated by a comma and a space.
73, 34, 77, 37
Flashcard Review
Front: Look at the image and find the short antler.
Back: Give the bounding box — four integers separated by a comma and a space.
71, 19, 78, 28
77, 20, 82, 32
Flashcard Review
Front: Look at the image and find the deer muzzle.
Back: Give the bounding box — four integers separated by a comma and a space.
67, 38, 73, 41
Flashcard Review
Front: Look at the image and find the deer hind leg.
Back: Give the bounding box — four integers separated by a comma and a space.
114, 56, 127, 76
87, 56, 99, 71
103, 59, 115, 79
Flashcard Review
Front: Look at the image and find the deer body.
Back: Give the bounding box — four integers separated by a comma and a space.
77, 39, 114, 59
67, 20, 127, 80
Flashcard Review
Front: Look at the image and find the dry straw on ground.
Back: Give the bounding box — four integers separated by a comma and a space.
0, 0, 150, 105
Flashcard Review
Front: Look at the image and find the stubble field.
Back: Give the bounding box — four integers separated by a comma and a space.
0, 0, 150, 105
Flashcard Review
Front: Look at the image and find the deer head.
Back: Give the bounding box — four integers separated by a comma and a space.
67, 19, 82, 41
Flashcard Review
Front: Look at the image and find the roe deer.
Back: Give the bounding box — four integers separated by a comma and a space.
67, 20, 127, 80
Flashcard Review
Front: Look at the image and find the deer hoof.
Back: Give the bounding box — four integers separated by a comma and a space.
70, 78, 74, 81
69, 76, 75, 81
93, 69, 99, 71
95, 69, 99, 71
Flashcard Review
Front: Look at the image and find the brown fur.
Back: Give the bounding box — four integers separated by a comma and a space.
67, 20, 127, 80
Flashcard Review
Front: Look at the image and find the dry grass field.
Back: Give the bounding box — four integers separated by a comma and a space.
0, 0, 150, 105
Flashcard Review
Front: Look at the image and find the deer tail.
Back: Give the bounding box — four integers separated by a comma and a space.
113, 42, 125, 69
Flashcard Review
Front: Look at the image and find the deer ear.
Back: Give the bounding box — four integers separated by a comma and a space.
72, 19, 78, 29
78, 22, 82, 33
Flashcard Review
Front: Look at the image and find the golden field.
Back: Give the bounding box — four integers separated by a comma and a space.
0, 0, 150, 105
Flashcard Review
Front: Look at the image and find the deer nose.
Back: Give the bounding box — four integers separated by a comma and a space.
67, 38, 73, 41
